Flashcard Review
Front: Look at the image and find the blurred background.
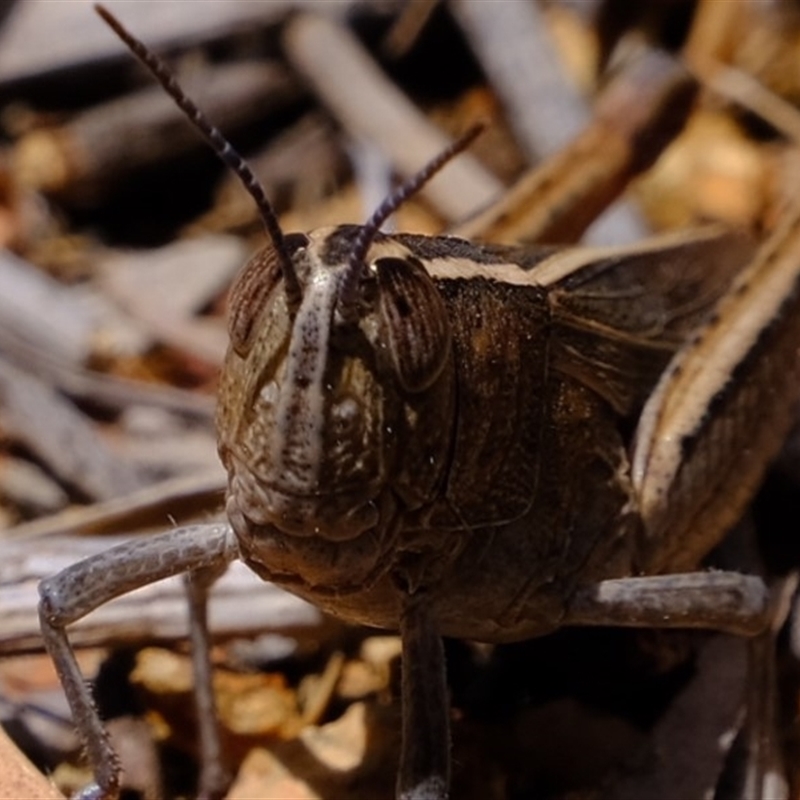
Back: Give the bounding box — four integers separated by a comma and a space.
1, 1, 800, 798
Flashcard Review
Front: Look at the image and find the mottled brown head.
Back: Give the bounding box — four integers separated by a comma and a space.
216, 225, 455, 546
95, 2, 472, 569
215, 129, 483, 550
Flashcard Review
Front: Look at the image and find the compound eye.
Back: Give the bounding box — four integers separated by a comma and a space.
228, 246, 284, 356
374, 257, 451, 392
227, 233, 309, 357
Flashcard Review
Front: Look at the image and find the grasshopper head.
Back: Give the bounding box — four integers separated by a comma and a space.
217, 225, 454, 553
214, 130, 480, 590
92, 1, 478, 587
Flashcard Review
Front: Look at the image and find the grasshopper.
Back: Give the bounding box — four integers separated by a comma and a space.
38, 6, 800, 800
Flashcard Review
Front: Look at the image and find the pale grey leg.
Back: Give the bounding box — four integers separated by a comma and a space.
184, 565, 231, 800
397, 593, 450, 800
716, 575, 796, 800
735, 633, 788, 800
38, 523, 239, 800
565, 571, 770, 636
566, 570, 786, 800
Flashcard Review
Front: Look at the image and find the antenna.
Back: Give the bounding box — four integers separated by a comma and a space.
94, 4, 303, 309
339, 123, 485, 317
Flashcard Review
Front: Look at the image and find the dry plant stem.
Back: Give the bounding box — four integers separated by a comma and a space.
348, 137, 396, 228
684, 0, 747, 67
688, 54, 800, 144
0, 357, 143, 501
283, 13, 502, 223
382, 0, 441, 59
98, 236, 248, 367
4, 469, 224, 540
14, 62, 301, 204
450, 0, 651, 245
0, 249, 101, 366
450, 0, 587, 160
185, 568, 231, 800
454, 48, 696, 245
0, 325, 214, 420
195, 112, 348, 234
38, 524, 239, 800
397, 595, 449, 800
0, 1, 294, 85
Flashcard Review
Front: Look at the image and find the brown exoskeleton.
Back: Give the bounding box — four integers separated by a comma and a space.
38, 6, 800, 800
